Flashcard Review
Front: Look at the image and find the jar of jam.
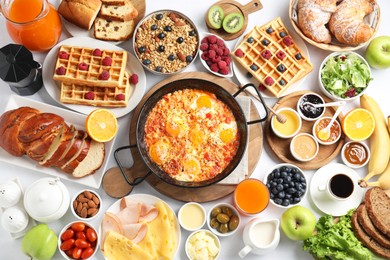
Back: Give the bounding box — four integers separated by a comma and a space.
297, 93, 325, 121
313, 117, 341, 145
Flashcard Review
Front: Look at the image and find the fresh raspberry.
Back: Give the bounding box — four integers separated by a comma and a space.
264, 76, 275, 86
207, 35, 217, 44
78, 62, 89, 71
100, 70, 110, 80
276, 51, 286, 60
216, 48, 224, 56
258, 83, 266, 91
218, 61, 227, 69
223, 47, 230, 56
55, 66, 66, 75
130, 74, 139, 85
224, 56, 231, 66
210, 63, 219, 72
211, 56, 221, 63
84, 91, 95, 100
93, 48, 103, 56
220, 67, 229, 75
345, 88, 356, 97
208, 50, 216, 59
283, 36, 294, 46
102, 56, 112, 66
201, 37, 208, 44
201, 51, 209, 61
234, 49, 244, 57
200, 43, 209, 51
116, 94, 125, 101
206, 60, 213, 67
216, 38, 225, 47
58, 51, 69, 59
261, 50, 272, 60
210, 44, 219, 51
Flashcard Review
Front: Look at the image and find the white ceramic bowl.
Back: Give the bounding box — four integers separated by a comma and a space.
341, 141, 371, 169
207, 203, 240, 237
271, 107, 302, 139
58, 221, 99, 260
290, 133, 319, 162
296, 92, 326, 121
263, 163, 307, 208
186, 229, 220, 260
178, 202, 206, 232
312, 116, 342, 145
70, 189, 102, 221
319, 52, 371, 101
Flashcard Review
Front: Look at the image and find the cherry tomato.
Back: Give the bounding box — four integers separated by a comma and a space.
61, 229, 75, 241
76, 231, 87, 240
72, 247, 83, 259
71, 222, 86, 232
75, 239, 89, 249
60, 238, 75, 251
65, 249, 74, 258
81, 247, 94, 259
86, 228, 97, 242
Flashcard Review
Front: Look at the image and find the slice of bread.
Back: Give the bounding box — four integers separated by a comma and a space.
62, 136, 91, 174
72, 140, 105, 178
365, 187, 390, 237
54, 130, 87, 169
94, 18, 135, 41
58, 0, 102, 30
101, 0, 125, 5
99, 0, 138, 22
351, 210, 390, 259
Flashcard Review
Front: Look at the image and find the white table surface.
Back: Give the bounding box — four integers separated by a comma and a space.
1, 0, 390, 259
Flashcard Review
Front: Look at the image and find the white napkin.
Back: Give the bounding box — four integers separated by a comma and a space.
219, 96, 250, 185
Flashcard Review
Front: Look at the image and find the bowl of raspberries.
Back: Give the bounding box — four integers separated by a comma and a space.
199, 33, 233, 78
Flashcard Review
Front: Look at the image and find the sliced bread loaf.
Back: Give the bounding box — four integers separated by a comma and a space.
62, 136, 91, 174
72, 140, 105, 178
99, 0, 138, 22
54, 130, 87, 168
101, 0, 125, 5
94, 17, 135, 41
58, 0, 102, 30
365, 187, 390, 237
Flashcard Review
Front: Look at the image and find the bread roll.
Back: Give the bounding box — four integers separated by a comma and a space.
58, 0, 102, 30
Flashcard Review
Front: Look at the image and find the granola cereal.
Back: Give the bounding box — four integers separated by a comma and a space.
134, 11, 199, 73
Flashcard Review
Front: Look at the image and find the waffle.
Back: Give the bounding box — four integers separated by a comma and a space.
233, 18, 313, 97
60, 73, 130, 107
53, 45, 128, 87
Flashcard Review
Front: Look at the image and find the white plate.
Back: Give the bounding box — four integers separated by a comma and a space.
0, 95, 115, 189
42, 36, 146, 118
309, 163, 365, 216
233, 27, 310, 99
100, 193, 181, 258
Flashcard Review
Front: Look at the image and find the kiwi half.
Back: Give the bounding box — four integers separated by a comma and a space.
207, 5, 225, 29
222, 12, 244, 34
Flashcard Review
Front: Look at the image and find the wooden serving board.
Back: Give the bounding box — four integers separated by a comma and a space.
265, 90, 345, 170
102, 72, 263, 202
205, 0, 263, 41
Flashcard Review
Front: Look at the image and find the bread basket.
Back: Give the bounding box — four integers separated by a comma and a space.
289, 0, 381, 52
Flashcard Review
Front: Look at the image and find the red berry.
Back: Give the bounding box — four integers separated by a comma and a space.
93, 48, 102, 56
78, 62, 89, 71
220, 67, 229, 75
100, 70, 110, 80
224, 56, 231, 66
218, 61, 227, 69
56, 66, 66, 75
261, 50, 272, 60
216, 48, 224, 56
211, 56, 221, 63
200, 43, 209, 51
235, 49, 244, 57
210, 63, 219, 72
264, 76, 274, 86
208, 50, 216, 59
130, 74, 139, 85
223, 47, 230, 56
207, 35, 217, 44
201, 52, 209, 61
283, 36, 294, 46
276, 51, 286, 60
58, 51, 69, 59
210, 44, 219, 51
201, 37, 208, 44
116, 94, 125, 101
102, 56, 112, 66
258, 83, 266, 91
216, 38, 225, 47
206, 60, 213, 66
84, 91, 95, 100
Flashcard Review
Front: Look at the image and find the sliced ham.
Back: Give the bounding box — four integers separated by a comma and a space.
139, 202, 158, 222
116, 201, 141, 225
101, 212, 123, 251
123, 222, 148, 243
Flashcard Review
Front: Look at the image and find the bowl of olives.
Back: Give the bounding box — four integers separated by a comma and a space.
207, 203, 240, 237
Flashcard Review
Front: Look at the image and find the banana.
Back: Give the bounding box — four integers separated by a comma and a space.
388, 116, 390, 134
359, 94, 390, 182
363, 160, 390, 190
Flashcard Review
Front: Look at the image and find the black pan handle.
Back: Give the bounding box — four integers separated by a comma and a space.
233, 83, 269, 125
113, 144, 152, 186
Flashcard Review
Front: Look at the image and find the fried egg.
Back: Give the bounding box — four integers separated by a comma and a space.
149, 140, 170, 165
212, 122, 238, 145
190, 92, 215, 118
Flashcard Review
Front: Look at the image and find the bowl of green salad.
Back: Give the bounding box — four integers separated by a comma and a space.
319, 52, 372, 101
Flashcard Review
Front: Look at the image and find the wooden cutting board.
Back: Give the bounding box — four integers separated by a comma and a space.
205, 0, 263, 41
265, 90, 345, 170
103, 72, 263, 202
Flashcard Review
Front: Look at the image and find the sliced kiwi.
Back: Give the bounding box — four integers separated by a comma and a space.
207, 5, 225, 29
222, 12, 244, 34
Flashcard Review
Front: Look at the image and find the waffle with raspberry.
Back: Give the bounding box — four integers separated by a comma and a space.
53, 45, 128, 87
60, 72, 130, 107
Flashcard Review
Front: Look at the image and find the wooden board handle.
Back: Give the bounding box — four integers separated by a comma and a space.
240, 0, 263, 15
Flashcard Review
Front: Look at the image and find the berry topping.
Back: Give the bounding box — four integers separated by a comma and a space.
261, 50, 272, 60
279, 79, 286, 86
102, 56, 112, 66
266, 27, 274, 34
78, 62, 89, 71
176, 37, 184, 44
265, 76, 275, 86
200, 43, 209, 51
138, 46, 146, 54
100, 70, 110, 80
234, 49, 244, 57
283, 36, 294, 46
186, 55, 193, 62
158, 45, 165, 52
277, 64, 286, 72
58, 51, 69, 59
158, 33, 166, 39
261, 39, 270, 46
258, 83, 266, 91
295, 53, 302, 60
276, 51, 286, 60
247, 37, 255, 43
279, 31, 287, 38
151, 24, 158, 30
130, 74, 139, 85
246, 72, 253, 78
142, 59, 151, 65
56, 66, 66, 75
84, 92, 95, 100
156, 13, 163, 20
345, 88, 356, 97
116, 94, 125, 101
164, 25, 172, 32
250, 64, 258, 71
168, 54, 175, 61
93, 48, 102, 56
207, 35, 218, 44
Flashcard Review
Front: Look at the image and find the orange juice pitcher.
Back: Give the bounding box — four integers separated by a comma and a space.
1, 0, 62, 51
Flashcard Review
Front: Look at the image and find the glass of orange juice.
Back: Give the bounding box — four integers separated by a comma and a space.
1, 0, 62, 51
234, 178, 270, 215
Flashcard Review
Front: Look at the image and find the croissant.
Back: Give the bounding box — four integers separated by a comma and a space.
329, 0, 375, 45
297, 0, 338, 43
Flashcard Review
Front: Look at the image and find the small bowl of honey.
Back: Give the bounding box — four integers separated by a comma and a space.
341, 141, 370, 169
312, 117, 342, 145
271, 108, 301, 139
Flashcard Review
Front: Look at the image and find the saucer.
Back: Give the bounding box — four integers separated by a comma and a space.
309, 163, 365, 216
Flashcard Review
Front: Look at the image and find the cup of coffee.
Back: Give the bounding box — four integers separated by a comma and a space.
318, 173, 355, 201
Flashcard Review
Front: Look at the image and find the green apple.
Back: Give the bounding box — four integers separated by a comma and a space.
22, 224, 57, 260
280, 205, 316, 241
365, 36, 390, 69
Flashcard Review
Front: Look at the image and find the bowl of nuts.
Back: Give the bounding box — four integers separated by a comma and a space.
207, 203, 240, 237
133, 10, 200, 75
71, 190, 101, 221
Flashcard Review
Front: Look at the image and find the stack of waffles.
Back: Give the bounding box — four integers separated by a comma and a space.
233, 17, 313, 98
53, 45, 130, 107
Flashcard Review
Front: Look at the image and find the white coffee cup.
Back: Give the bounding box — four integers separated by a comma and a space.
318, 172, 355, 201
238, 218, 280, 258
